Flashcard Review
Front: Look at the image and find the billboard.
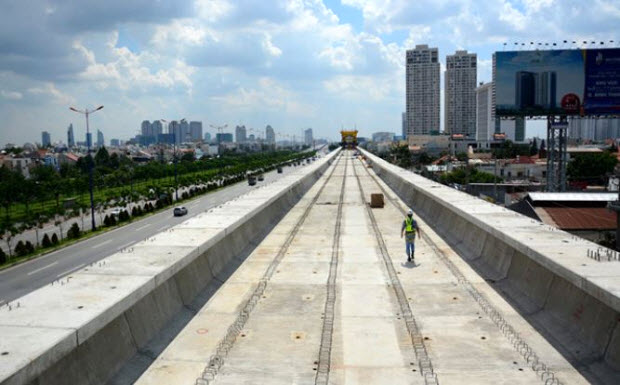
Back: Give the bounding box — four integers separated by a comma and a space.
495, 48, 620, 116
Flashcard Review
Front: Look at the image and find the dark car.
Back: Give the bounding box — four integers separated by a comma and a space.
248, 175, 257, 186
173, 206, 188, 216
258, 174, 265, 181
277, 166, 283, 173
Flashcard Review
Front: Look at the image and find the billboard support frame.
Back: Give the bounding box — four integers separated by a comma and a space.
546, 116, 568, 192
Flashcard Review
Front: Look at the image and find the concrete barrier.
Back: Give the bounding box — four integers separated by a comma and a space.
360, 148, 620, 375
0, 150, 339, 385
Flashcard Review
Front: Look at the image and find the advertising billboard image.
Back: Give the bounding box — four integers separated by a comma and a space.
495, 48, 620, 117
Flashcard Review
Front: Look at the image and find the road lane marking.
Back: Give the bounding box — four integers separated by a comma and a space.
92, 239, 112, 249
57, 264, 85, 278
27, 261, 59, 276
135, 223, 152, 231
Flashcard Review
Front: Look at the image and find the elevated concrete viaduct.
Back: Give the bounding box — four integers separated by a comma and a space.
0, 148, 619, 385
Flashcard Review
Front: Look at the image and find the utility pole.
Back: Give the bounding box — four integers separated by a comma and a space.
162, 119, 186, 202
69, 105, 103, 231
494, 157, 498, 203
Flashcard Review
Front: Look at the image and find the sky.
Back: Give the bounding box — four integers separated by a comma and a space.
0, 0, 619, 146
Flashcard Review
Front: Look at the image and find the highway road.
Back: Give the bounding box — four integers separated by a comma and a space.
0, 162, 313, 305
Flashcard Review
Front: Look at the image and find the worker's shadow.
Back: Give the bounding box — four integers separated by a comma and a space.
400, 262, 419, 269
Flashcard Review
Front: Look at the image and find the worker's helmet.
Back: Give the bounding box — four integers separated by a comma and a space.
407, 209, 413, 216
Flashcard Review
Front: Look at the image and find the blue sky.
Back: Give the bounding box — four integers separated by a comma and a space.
0, 0, 619, 146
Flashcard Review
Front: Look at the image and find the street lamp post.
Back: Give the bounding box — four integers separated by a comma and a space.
70, 105, 103, 231
161, 119, 185, 202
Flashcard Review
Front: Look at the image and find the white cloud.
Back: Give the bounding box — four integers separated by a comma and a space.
27, 83, 74, 105
1, 90, 23, 100
262, 33, 283, 57
1, 0, 619, 144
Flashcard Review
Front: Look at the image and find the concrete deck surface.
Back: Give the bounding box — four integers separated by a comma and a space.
137, 152, 588, 385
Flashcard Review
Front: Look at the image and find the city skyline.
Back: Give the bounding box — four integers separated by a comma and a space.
1, 0, 619, 145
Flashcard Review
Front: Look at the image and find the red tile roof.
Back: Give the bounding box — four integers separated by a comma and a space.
542, 207, 616, 230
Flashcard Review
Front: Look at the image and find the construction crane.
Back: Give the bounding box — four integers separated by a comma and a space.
209, 124, 228, 135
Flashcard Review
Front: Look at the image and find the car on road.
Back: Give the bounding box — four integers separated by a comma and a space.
277, 166, 283, 173
248, 175, 257, 186
258, 174, 265, 181
109, 208, 122, 218
173, 206, 188, 216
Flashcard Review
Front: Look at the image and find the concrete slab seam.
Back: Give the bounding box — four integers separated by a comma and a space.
315, 155, 347, 385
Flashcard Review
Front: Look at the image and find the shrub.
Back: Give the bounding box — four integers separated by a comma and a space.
51, 233, 59, 245
67, 223, 81, 239
25, 241, 35, 254
14, 241, 27, 257
0, 248, 7, 264
132, 207, 138, 217
42, 234, 52, 248
119, 210, 130, 222
108, 215, 117, 226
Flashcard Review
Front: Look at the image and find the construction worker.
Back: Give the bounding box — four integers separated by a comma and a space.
401, 209, 420, 262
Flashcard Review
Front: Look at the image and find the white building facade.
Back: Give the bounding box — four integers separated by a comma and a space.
406, 45, 440, 137
445, 50, 477, 137
476, 82, 494, 142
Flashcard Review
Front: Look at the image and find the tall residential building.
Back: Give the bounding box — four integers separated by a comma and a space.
96, 130, 104, 148
189, 121, 203, 141
445, 50, 477, 137
265, 125, 275, 144
406, 45, 440, 137
168, 121, 180, 144
151, 120, 163, 136
67, 124, 75, 147
477, 81, 526, 142
204, 132, 212, 143
235, 125, 247, 143
86, 132, 92, 148
41, 131, 51, 147
401, 112, 407, 138
304, 128, 313, 146
476, 82, 493, 142
568, 117, 620, 141
179, 120, 190, 143
110, 139, 120, 147
141, 120, 151, 136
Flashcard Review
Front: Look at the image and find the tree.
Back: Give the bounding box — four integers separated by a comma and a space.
0, 225, 18, 258
439, 167, 501, 185
389, 144, 413, 169
0, 166, 24, 221
24, 241, 34, 254
67, 223, 81, 239
0, 247, 6, 265
456, 152, 468, 162
539, 140, 546, 158
42, 233, 52, 248
181, 151, 196, 162
567, 152, 618, 184
95, 146, 111, 167
51, 233, 59, 245
530, 138, 539, 156
14, 240, 27, 257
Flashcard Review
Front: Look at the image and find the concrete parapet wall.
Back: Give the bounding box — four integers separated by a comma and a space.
360, 148, 620, 374
0, 150, 339, 385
